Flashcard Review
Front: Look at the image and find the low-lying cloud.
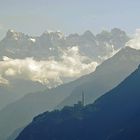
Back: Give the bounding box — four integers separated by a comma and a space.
126, 29, 140, 50
0, 46, 98, 88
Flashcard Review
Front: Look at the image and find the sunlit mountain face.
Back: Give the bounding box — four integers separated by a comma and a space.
0, 28, 129, 88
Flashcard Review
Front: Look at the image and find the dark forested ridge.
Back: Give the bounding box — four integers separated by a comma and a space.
16, 65, 140, 140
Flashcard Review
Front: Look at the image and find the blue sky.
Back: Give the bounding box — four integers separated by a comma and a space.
0, 0, 140, 38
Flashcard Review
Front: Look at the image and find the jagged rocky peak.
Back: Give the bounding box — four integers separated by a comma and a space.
96, 30, 111, 42
55, 30, 65, 39
82, 30, 95, 38
41, 30, 65, 40
81, 31, 96, 42
6, 29, 17, 38
111, 28, 127, 36
96, 28, 128, 39
67, 33, 80, 38
111, 28, 130, 43
5, 29, 28, 40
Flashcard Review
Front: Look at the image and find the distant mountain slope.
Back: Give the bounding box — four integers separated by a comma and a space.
0, 79, 47, 111
0, 74, 88, 140
58, 47, 140, 108
0, 88, 18, 111
16, 65, 140, 140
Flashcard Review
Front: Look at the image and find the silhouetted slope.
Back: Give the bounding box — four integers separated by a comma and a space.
16, 65, 140, 140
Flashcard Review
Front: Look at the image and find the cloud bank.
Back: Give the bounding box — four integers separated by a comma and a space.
126, 29, 140, 50
0, 46, 98, 88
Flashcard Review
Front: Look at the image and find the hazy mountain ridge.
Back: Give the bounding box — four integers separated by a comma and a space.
16, 64, 140, 140
0, 79, 47, 111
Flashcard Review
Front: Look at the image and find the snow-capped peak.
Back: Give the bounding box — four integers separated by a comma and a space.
56, 30, 64, 39
6, 29, 23, 40
29, 38, 36, 43
8, 29, 15, 33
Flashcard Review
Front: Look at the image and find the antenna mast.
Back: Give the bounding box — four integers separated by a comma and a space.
82, 90, 85, 106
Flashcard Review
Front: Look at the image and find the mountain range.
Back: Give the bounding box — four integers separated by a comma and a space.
0, 28, 129, 61
15, 64, 140, 140
0, 28, 129, 111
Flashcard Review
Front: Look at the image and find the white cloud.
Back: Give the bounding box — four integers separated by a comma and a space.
0, 46, 98, 88
98, 44, 120, 61
125, 29, 140, 50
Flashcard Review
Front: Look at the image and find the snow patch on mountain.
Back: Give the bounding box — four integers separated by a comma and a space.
29, 38, 36, 43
